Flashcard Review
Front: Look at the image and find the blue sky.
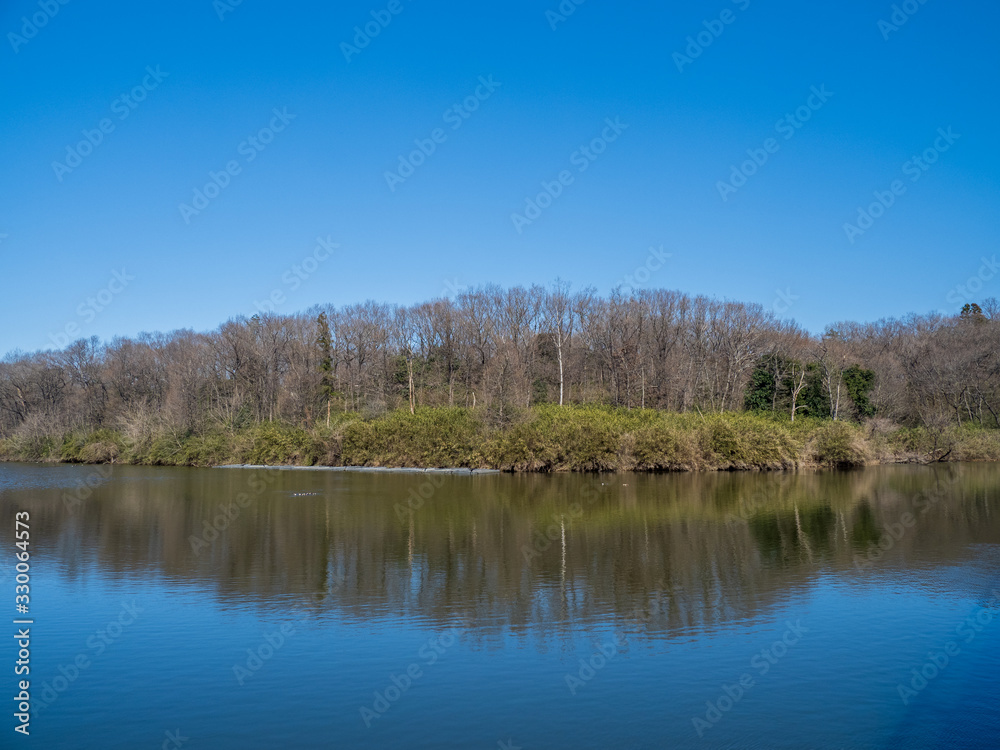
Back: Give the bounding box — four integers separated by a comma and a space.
2, 0, 998, 356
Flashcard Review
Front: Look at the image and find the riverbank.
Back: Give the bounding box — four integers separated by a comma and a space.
215, 464, 502, 474
2, 406, 999, 471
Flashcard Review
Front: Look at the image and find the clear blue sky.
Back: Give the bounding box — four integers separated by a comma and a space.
2, 0, 998, 356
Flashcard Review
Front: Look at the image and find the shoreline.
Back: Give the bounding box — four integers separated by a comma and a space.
0, 455, 990, 475
214, 464, 503, 474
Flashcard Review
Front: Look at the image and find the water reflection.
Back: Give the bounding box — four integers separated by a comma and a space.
2, 463, 998, 638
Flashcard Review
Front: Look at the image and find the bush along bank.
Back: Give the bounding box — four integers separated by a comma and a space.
2, 405, 999, 472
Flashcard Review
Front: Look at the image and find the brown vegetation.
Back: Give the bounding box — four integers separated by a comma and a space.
1, 287, 998, 471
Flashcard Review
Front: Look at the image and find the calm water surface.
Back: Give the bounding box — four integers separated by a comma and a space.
1, 463, 999, 749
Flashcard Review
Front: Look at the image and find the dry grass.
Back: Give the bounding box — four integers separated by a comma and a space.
2, 405, 999, 472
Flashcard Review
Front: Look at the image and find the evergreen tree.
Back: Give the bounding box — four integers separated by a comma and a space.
798, 363, 831, 418
960, 303, 986, 324
842, 364, 876, 418
744, 362, 776, 412
316, 313, 334, 425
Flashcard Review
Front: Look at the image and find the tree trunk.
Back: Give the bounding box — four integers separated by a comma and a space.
789, 365, 807, 423
557, 343, 564, 406
407, 356, 415, 415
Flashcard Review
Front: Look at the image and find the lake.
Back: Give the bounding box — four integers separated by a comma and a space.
2, 463, 999, 749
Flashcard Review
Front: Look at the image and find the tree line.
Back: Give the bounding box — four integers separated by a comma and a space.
2, 285, 998, 439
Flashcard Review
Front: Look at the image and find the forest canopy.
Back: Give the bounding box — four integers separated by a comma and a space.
2, 287, 998, 442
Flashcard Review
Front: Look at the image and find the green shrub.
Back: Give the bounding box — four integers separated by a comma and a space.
342, 408, 483, 467
632, 423, 699, 470
2, 405, 996, 472
809, 421, 869, 467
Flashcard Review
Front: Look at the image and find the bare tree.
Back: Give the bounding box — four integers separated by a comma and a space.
542, 280, 575, 406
